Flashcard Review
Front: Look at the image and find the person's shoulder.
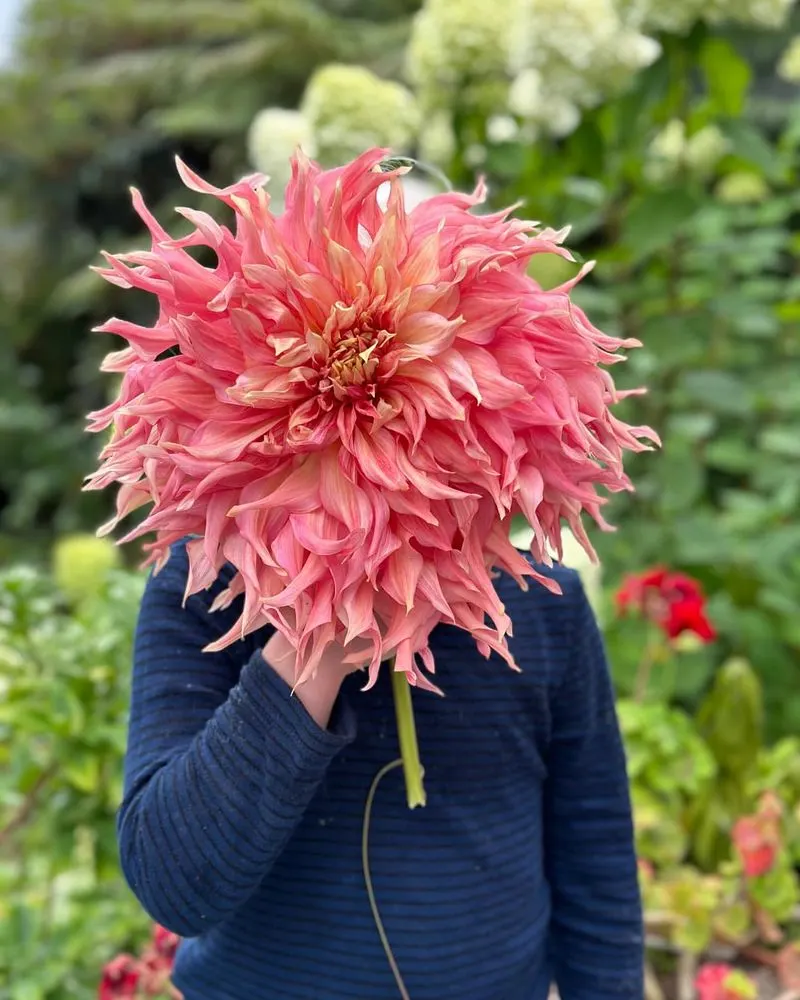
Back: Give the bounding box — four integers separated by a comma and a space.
496, 555, 595, 691
497, 554, 585, 619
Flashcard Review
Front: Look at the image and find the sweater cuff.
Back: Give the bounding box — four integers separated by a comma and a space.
234, 649, 357, 757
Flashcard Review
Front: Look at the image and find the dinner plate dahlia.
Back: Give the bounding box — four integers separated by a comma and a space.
86, 148, 656, 804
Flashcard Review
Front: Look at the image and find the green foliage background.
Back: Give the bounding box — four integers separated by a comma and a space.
0, 0, 799, 996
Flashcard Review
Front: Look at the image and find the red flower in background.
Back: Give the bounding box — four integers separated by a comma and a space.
732, 792, 783, 879
151, 925, 180, 963
616, 566, 716, 643
99, 926, 182, 1000
139, 925, 182, 997
98, 955, 141, 1000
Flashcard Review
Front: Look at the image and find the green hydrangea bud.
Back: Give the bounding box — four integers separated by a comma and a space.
644, 119, 688, 184
417, 110, 457, 166
716, 171, 770, 205
645, 121, 727, 184
778, 35, 800, 83
407, 0, 513, 108
684, 124, 729, 178
53, 534, 121, 604
301, 64, 419, 166
246, 108, 316, 197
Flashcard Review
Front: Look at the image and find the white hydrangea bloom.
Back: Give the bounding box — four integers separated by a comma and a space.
486, 114, 520, 144
464, 143, 488, 167
706, 0, 794, 27
716, 171, 770, 203
618, 0, 704, 34
246, 108, 316, 196
645, 120, 727, 183
621, 0, 793, 33
508, 67, 545, 118
778, 35, 800, 83
407, 0, 514, 99
508, 0, 660, 135
300, 64, 420, 166
542, 97, 583, 138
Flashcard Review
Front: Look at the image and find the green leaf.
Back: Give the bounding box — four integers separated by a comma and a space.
721, 119, 783, 180
679, 370, 754, 416
11, 981, 45, 1000
622, 189, 701, 259
759, 426, 800, 459
654, 445, 705, 513
714, 900, 752, 942
704, 438, 753, 473
63, 753, 101, 794
673, 912, 714, 954
666, 412, 717, 441
700, 37, 751, 117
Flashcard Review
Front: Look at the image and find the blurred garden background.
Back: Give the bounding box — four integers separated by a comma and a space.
0, 0, 799, 997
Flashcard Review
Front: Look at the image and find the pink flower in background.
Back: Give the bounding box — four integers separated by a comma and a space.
732, 792, 783, 879
86, 148, 656, 688
695, 963, 757, 1000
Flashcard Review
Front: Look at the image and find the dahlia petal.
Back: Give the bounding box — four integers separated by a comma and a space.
381, 546, 424, 613
174, 156, 266, 204
340, 581, 378, 646
228, 462, 321, 516
395, 311, 464, 359
396, 363, 466, 421
289, 512, 363, 557
349, 427, 408, 492
93, 317, 175, 359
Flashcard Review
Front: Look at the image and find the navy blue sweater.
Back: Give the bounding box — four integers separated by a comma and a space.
119, 541, 642, 999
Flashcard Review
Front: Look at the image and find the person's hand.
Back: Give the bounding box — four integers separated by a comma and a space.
261, 629, 375, 730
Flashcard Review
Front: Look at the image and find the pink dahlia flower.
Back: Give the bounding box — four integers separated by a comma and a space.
86, 148, 656, 690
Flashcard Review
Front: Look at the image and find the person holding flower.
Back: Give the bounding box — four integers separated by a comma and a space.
91, 150, 652, 999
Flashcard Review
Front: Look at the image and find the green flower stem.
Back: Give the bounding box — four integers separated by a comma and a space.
390, 665, 426, 809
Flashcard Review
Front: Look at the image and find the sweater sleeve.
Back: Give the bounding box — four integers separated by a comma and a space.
117, 543, 356, 937
543, 581, 644, 1000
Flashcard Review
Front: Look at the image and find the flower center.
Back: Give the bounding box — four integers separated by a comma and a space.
317, 315, 394, 403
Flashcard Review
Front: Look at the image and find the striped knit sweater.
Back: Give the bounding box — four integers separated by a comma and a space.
119, 540, 643, 999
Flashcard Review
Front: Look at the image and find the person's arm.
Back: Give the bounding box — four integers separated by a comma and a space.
117, 542, 356, 937
544, 581, 643, 999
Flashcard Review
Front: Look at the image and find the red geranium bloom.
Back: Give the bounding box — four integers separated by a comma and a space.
151, 925, 180, 962
663, 593, 716, 642
98, 954, 141, 1000
616, 566, 716, 643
